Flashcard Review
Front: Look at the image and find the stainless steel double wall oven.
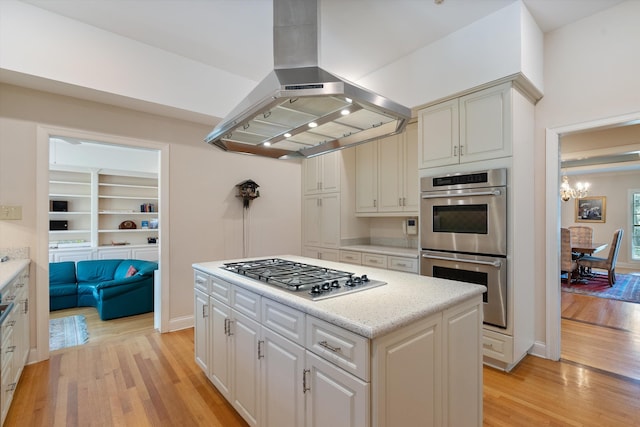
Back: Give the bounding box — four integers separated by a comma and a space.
420, 169, 508, 328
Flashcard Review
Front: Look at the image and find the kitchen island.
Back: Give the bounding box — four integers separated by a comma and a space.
193, 255, 484, 427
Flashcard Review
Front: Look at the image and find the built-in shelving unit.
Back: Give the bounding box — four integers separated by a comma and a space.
49, 167, 159, 260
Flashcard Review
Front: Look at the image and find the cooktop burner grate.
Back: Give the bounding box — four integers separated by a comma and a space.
221, 258, 386, 300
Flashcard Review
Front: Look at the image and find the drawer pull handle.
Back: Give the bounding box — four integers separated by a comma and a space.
483, 343, 494, 349
319, 340, 341, 353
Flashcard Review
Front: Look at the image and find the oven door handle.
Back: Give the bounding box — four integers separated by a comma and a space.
421, 253, 503, 268
421, 189, 502, 199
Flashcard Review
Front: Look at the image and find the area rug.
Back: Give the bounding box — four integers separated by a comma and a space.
49, 315, 89, 351
561, 272, 640, 304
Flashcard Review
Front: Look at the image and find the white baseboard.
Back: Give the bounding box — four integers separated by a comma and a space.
167, 314, 194, 332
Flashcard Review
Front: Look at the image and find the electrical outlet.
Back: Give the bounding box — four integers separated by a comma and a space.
0, 205, 22, 220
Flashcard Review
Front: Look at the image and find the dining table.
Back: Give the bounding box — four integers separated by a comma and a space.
572, 242, 608, 256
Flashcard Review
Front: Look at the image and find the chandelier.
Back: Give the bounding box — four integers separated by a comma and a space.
560, 176, 589, 202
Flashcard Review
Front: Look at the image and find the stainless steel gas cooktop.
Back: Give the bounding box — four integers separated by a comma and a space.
221, 258, 386, 301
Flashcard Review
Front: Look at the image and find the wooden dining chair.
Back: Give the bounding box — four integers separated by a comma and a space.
576, 228, 624, 286
568, 225, 593, 258
560, 228, 577, 283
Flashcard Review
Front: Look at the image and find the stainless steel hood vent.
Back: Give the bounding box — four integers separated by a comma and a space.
205, 0, 411, 159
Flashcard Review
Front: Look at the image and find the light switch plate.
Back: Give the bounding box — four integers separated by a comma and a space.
0, 205, 23, 220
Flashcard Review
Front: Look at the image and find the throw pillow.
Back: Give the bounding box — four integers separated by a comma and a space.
125, 265, 138, 277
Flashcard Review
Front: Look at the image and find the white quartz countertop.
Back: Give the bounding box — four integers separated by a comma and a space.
0, 259, 30, 291
339, 245, 419, 258
193, 255, 484, 339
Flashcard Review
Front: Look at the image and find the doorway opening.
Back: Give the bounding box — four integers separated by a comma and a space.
36, 125, 170, 361
545, 112, 640, 377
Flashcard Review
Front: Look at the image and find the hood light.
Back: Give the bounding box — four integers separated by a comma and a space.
308, 122, 318, 128
341, 109, 350, 116
284, 133, 292, 138
263, 142, 271, 147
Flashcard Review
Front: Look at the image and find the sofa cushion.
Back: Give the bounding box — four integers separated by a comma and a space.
114, 259, 158, 279
49, 283, 77, 297
76, 259, 122, 284
49, 261, 77, 286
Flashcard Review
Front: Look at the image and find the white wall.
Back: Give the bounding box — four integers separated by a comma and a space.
0, 83, 302, 361
534, 0, 640, 349
358, 1, 543, 109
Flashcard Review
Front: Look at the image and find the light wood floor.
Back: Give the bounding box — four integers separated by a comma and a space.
6, 301, 640, 426
561, 270, 640, 381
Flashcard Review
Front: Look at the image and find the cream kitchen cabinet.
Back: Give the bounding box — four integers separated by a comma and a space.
302, 247, 339, 262
356, 123, 418, 215
418, 82, 512, 169
302, 193, 339, 249
302, 151, 340, 195
338, 249, 419, 274
1, 261, 30, 426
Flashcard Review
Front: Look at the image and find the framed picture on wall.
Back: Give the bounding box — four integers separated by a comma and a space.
575, 196, 606, 223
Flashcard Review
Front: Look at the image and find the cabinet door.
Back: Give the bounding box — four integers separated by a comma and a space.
355, 142, 378, 213
418, 99, 459, 169
402, 122, 419, 213
131, 246, 159, 261
261, 328, 305, 427
319, 193, 339, 248
459, 83, 512, 163
377, 134, 403, 213
302, 196, 322, 247
372, 314, 441, 427
194, 289, 209, 373
443, 301, 482, 427
305, 351, 370, 427
52, 249, 94, 262
319, 151, 340, 193
303, 157, 321, 195
231, 311, 261, 427
210, 298, 232, 400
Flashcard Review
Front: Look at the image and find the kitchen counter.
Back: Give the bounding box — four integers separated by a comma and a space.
193, 255, 483, 339
0, 259, 30, 294
339, 244, 418, 258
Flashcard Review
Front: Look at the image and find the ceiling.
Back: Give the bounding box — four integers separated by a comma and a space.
20, 0, 625, 84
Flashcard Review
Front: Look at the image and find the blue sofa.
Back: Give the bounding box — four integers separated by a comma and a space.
49, 259, 158, 320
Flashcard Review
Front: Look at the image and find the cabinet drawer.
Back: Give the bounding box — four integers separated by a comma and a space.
232, 286, 261, 320
194, 271, 210, 294
262, 298, 305, 346
482, 329, 513, 363
388, 256, 418, 273
210, 277, 232, 305
339, 250, 362, 265
306, 316, 370, 381
362, 253, 387, 269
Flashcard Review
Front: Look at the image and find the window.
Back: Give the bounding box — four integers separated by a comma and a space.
633, 191, 640, 260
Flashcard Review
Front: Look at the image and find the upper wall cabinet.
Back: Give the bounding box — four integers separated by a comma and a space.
302, 151, 340, 195
355, 122, 418, 216
418, 82, 512, 169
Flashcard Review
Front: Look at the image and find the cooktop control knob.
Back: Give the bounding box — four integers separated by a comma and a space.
311, 285, 322, 294
361, 274, 369, 282
322, 282, 331, 290
331, 280, 340, 288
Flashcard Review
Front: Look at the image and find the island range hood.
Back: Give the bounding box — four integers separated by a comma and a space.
205, 0, 411, 159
